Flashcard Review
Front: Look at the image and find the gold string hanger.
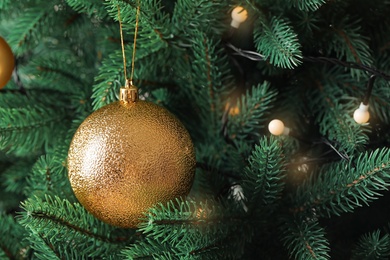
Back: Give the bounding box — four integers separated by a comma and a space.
118, 2, 140, 103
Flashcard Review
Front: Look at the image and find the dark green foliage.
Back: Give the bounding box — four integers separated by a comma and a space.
227, 82, 278, 142
65, 0, 108, 18
0, 213, 30, 259
323, 16, 373, 80
0, 103, 68, 155
369, 80, 390, 124
170, 34, 235, 140
0, 0, 11, 9
281, 217, 330, 259
351, 230, 390, 260
242, 136, 285, 209
2, 0, 390, 259
19, 195, 134, 259
307, 68, 369, 154
1, 160, 33, 195
171, 0, 229, 37
254, 16, 303, 69
124, 198, 250, 259
186, 36, 232, 129
293, 148, 390, 217
6, 6, 51, 55
288, 0, 327, 11
24, 154, 74, 200
140, 199, 227, 246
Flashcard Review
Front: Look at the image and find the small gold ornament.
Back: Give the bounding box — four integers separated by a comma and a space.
0, 36, 15, 89
68, 84, 196, 228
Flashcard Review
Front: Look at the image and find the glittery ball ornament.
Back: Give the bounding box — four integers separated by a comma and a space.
0, 36, 15, 89
68, 84, 196, 228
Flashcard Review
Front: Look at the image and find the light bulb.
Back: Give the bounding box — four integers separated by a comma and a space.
353, 102, 370, 124
231, 6, 248, 28
268, 119, 290, 136
229, 105, 240, 116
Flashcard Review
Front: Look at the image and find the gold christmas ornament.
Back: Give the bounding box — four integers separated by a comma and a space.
68, 84, 196, 228
0, 36, 15, 89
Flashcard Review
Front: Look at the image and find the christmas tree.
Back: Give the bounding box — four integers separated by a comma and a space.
1, 0, 390, 259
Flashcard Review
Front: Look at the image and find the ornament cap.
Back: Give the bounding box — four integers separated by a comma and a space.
120, 80, 138, 103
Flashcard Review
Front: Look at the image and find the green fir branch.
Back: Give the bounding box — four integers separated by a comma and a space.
181, 35, 234, 136
314, 101, 368, 154
21, 54, 89, 93
281, 218, 330, 260
369, 80, 390, 124
0, 213, 30, 259
19, 195, 133, 259
242, 136, 285, 210
105, 0, 171, 38
0, 0, 11, 10
351, 230, 390, 260
254, 16, 303, 69
0, 104, 67, 155
308, 68, 369, 154
227, 82, 277, 142
1, 159, 34, 195
124, 237, 238, 259
26, 231, 81, 260
0, 90, 70, 110
127, 198, 248, 259
194, 140, 242, 199
24, 155, 74, 200
122, 238, 177, 259
6, 3, 59, 55
293, 148, 390, 217
287, 0, 327, 11
293, 11, 321, 39
327, 16, 374, 80
139, 199, 228, 247
169, 52, 202, 139
172, 0, 229, 38
65, 0, 108, 18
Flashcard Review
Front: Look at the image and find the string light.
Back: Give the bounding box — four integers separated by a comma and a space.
229, 105, 240, 116
225, 42, 390, 81
353, 103, 370, 124
268, 119, 290, 136
353, 75, 376, 124
231, 6, 248, 28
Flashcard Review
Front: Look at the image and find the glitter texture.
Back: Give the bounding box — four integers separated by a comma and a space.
68, 101, 196, 228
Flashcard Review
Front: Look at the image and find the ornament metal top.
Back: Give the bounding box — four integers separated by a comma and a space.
120, 79, 139, 103
67, 81, 196, 228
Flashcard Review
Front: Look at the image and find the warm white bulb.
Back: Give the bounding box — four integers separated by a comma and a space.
231, 6, 248, 28
268, 119, 290, 136
353, 102, 370, 124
